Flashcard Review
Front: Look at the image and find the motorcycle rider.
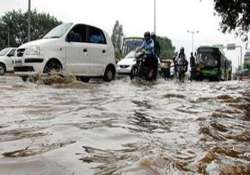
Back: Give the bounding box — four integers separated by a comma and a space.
137, 31, 157, 81
175, 47, 188, 75
151, 33, 160, 80
151, 33, 161, 58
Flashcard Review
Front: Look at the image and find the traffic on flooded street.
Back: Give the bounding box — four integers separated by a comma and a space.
0, 76, 249, 175
1, 0, 250, 175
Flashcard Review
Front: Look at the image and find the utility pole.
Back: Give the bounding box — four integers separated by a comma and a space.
187, 30, 199, 53
154, 0, 156, 34
28, 0, 31, 41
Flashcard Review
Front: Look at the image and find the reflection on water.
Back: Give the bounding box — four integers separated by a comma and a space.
0, 76, 249, 175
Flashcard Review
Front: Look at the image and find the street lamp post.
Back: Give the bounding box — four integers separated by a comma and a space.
28, 0, 31, 41
154, 0, 156, 34
187, 30, 199, 53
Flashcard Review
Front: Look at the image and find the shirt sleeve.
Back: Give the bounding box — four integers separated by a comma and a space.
139, 41, 146, 50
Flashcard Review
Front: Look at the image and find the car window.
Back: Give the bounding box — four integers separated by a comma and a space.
7, 49, 16, 57
87, 26, 106, 44
67, 24, 87, 43
0, 48, 10, 56
44, 23, 73, 39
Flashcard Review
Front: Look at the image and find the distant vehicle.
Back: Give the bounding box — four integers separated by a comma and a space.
122, 37, 143, 56
160, 59, 174, 79
117, 50, 136, 74
0, 47, 16, 75
244, 50, 250, 69
236, 69, 250, 80
191, 46, 232, 81
14, 23, 116, 82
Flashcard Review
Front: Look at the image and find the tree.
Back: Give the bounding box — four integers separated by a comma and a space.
213, 0, 250, 35
0, 10, 61, 49
111, 20, 124, 59
157, 36, 175, 59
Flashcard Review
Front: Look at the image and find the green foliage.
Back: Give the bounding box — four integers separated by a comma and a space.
213, 0, 250, 34
157, 36, 175, 59
0, 9, 61, 49
111, 20, 124, 59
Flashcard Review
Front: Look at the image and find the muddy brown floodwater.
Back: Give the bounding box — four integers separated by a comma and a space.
0, 75, 249, 175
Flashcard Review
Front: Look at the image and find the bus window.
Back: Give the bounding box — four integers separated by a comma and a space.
197, 52, 219, 67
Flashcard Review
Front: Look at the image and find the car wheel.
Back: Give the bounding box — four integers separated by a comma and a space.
0, 63, 6, 76
44, 60, 62, 74
104, 65, 115, 82
21, 76, 28, 82
78, 77, 90, 83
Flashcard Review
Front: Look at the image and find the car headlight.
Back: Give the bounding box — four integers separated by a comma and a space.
25, 46, 40, 56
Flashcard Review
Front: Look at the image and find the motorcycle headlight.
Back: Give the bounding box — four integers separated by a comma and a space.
25, 46, 40, 56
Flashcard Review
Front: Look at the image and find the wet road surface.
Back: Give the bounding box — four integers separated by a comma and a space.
0, 75, 249, 175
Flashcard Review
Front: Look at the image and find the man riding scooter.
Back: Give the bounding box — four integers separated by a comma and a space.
135, 31, 158, 81
175, 47, 188, 81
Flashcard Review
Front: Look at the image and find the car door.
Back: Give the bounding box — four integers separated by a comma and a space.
65, 24, 92, 75
6, 49, 16, 71
86, 26, 108, 76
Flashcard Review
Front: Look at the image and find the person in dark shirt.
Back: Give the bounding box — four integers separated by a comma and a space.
190, 52, 195, 68
151, 33, 161, 58
190, 52, 196, 80
150, 33, 161, 80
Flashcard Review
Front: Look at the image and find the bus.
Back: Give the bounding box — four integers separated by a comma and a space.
191, 46, 232, 81
121, 37, 143, 57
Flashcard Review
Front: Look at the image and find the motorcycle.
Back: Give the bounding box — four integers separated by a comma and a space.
175, 57, 187, 82
130, 50, 154, 81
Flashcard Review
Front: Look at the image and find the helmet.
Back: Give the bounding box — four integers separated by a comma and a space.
180, 47, 185, 53
144, 31, 151, 41
151, 32, 156, 40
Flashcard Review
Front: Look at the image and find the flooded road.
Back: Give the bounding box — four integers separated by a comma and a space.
0, 76, 249, 175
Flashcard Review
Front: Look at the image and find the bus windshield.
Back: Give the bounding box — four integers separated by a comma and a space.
197, 52, 219, 67
43, 23, 73, 39
122, 38, 143, 56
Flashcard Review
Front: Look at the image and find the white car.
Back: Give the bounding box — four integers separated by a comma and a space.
14, 23, 116, 82
0, 47, 16, 75
117, 50, 161, 75
117, 50, 136, 74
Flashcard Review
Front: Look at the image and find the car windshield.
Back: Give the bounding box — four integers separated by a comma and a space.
0, 48, 10, 56
43, 23, 73, 39
197, 52, 219, 67
125, 51, 136, 59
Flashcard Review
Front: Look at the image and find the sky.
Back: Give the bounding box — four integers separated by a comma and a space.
0, 0, 249, 70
